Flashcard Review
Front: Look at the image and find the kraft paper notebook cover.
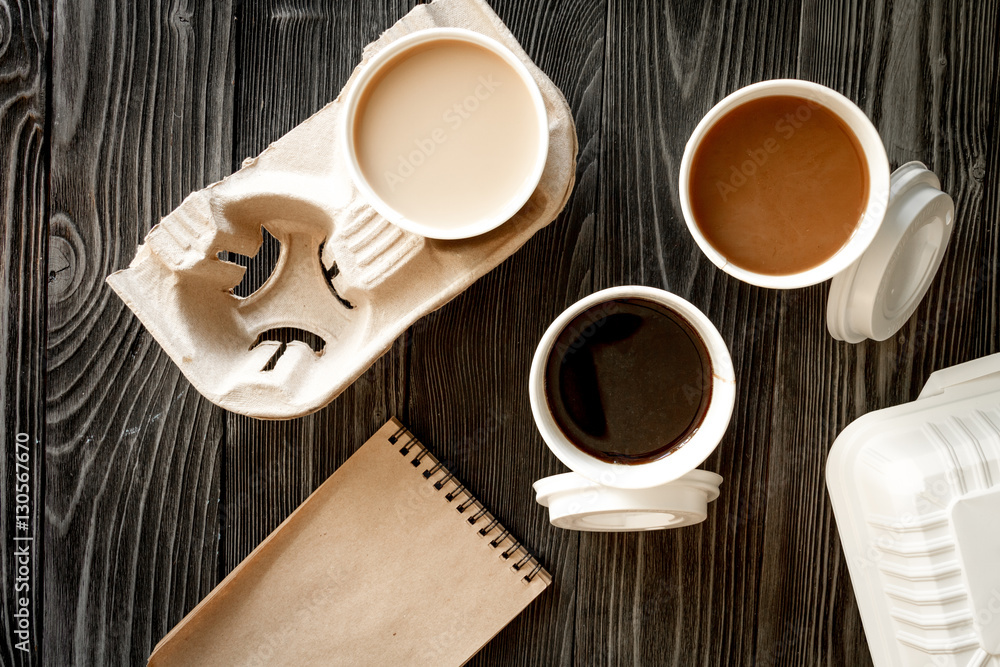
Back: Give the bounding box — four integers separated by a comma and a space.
148, 419, 551, 666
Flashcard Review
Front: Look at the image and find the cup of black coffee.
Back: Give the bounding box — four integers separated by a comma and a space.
529, 286, 735, 489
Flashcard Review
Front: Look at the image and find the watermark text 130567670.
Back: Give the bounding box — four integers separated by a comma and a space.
11, 431, 33, 653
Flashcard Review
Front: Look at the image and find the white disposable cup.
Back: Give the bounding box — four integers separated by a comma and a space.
342, 28, 550, 240
528, 286, 736, 490
678, 79, 891, 289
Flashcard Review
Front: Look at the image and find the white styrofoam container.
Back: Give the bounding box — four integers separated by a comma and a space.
827, 353, 1000, 667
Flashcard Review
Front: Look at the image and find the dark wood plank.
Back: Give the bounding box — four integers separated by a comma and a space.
44, 1, 234, 663
576, 0, 802, 665
403, 0, 606, 664
221, 0, 416, 573
25, 1, 1000, 665
757, 2, 1000, 665
0, 0, 47, 663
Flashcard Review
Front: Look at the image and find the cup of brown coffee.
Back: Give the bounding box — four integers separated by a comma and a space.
528, 286, 735, 492
680, 79, 891, 288
679, 79, 955, 342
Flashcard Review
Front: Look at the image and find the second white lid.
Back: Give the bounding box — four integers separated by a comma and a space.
533, 470, 722, 531
827, 161, 955, 343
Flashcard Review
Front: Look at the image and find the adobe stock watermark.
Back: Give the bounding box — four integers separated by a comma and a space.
849, 475, 956, 572
383, 74, 502, 191
921, 586, 1000, 667
242, 559, 352, 667
10, 431, 34, 654
714, 98, 822, 203
550, 299, 622, 363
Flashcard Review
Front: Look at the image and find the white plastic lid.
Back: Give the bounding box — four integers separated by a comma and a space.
533, 469, 722, 531
827, 161, 955, 343
827, 352, 1000, 666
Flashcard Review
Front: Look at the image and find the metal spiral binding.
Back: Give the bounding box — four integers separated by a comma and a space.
433, 472, 455, 490
388, 424, 547, 584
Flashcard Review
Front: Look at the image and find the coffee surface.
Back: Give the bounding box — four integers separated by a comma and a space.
543, 298, 713, 464
688, 95, 869, 276
353, 39, 540, 230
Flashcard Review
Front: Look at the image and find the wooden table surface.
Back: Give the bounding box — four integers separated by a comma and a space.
2, 0, 999, 664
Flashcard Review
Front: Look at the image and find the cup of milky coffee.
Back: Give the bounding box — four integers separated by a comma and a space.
679, 79, 892, 289
342, 28, 549, 240
528, 286, 736, 490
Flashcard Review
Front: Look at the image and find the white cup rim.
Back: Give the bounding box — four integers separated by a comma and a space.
341, 27, 550, 240
678, 79, 891, 289
528, 286, 736, 489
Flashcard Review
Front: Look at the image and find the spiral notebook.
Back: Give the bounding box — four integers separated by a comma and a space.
148, 418, 551, 666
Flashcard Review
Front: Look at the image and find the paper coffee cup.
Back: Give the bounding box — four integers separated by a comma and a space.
678, 79, 892, 289
528, 286, 735, 490
342, 28, 550, 240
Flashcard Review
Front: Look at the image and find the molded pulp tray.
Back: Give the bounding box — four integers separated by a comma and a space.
827, 353, 1000, 666
106, 0, 577, 419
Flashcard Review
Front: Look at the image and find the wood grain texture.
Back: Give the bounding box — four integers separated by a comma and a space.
404, 1, 606, 664
26, 0, 1000, 665
758, 3, 1000, 666
221, 0, 415, 576
573, 1, 800, 665
44, 1, 234, 664
0, 0, 47, 664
